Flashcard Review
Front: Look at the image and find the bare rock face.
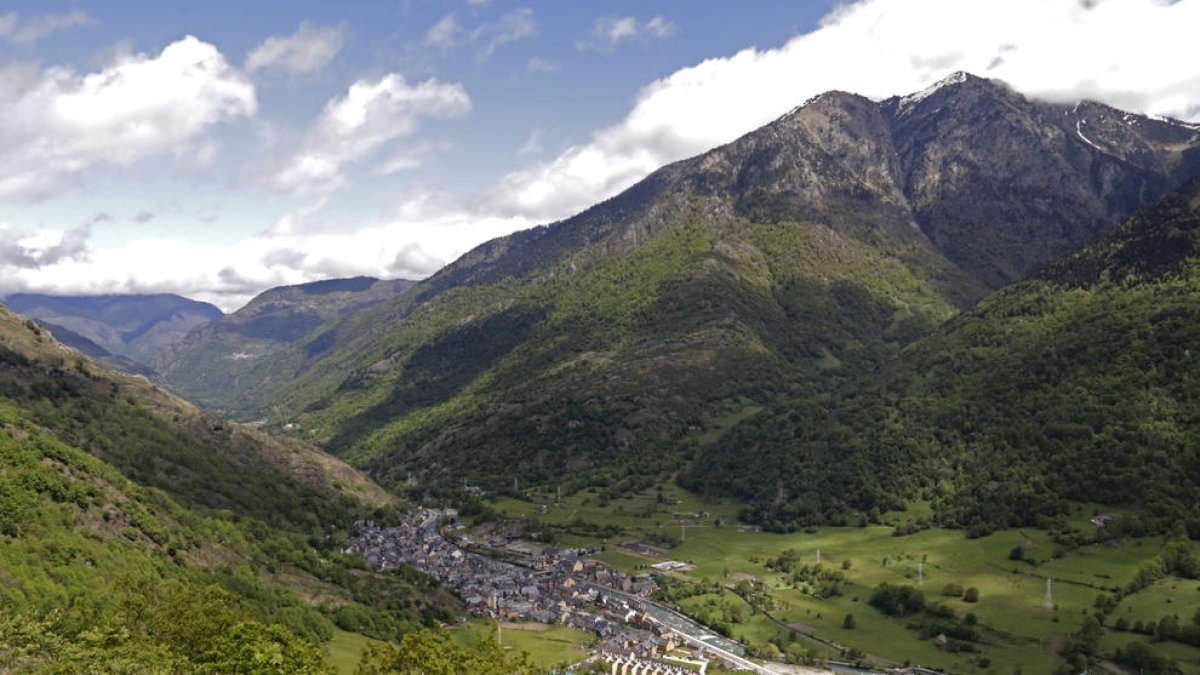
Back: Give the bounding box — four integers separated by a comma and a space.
883, 73, 1200, 287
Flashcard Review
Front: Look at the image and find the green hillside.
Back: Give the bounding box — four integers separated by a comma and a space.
684, 177, 1200, 535
0, 305, 464, 672
157, 277, 413, 416
0, 306, 391, 530
269, 194, 969, 493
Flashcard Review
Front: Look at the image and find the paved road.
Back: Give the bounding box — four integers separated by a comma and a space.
581, 582, 796, 674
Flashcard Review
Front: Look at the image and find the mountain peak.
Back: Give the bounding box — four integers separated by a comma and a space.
780, 88, 868, 121
894, 71, 998, 112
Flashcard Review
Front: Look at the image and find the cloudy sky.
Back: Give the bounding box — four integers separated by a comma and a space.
1, 0, 1198, 311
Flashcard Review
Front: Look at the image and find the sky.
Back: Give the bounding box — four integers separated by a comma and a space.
1, 0, 1199, 312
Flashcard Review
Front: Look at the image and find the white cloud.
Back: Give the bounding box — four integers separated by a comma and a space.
9, 0, 1200, 311
0, 36, 256, 198
594, 17, 638, 45
272, 73, 470, 195
0, 196, 532, 311
472, 7, 537, 60
0, 222, 90, 270
377, 154, 422, 175
489, 0, 1200, 220
578, 15, 676, 50
389, 241, 444, 278
527, 57, 559, 74
426, 14, 461, 48
246, 22, 344, 75
644, 16, 676, 38
265, 196, 329, 236
517, 128, 543, 156
0, 10, 89, 45
429, 9, 536, 60
377, 140, 448, 175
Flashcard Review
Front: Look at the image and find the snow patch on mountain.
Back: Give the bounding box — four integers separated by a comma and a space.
897, 71, 970, 113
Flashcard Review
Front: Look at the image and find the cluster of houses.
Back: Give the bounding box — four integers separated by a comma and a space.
345, 509, 775, 672
344, 511, 672, 635
599, 651, 700, 675
530, 548, 658, 595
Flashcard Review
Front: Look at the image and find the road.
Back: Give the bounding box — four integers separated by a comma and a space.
585, 582, 797, 674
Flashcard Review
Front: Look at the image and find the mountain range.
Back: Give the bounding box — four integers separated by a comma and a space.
8, 72, 1200, 536
142, 73, 1200, 525
3, 293, 222, 371
5, 70, 1200, 670
155, 276, 414, 414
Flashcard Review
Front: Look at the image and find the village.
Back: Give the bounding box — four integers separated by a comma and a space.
344, 508, 775, 674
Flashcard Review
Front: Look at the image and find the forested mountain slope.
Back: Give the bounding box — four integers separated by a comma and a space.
158, 276, 413, 415
684, 176, 1200, 535
0, 305, 458, 671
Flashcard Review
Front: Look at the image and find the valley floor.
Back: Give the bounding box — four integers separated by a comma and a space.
457, 483, 1200, 675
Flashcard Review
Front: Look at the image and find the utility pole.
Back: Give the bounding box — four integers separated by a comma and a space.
918, 561, 924, 586
1044, 577, 1054, 610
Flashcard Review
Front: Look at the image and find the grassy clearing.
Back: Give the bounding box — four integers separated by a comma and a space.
326, 629, 383, 674
1099, 576, 1200, 667
449, 619, 594, 670
689, 400, 764, 447
1108, 576, 1200, 629
594, 547, 657, 573
1098, 631, 1200, 675
664, 525, 1200, 674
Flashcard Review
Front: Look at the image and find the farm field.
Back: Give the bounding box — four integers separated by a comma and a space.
477, 483, 1200, 674
449, 619, 595, 670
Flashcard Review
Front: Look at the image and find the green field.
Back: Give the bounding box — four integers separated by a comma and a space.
327, 629, 384, 674
1099, 632, 1200, 675
476, 482, 1200, 674
450, 619, 594, 670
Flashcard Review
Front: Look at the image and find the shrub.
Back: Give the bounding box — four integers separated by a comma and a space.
869, 583, 925, 617
941, 583, 965, 597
